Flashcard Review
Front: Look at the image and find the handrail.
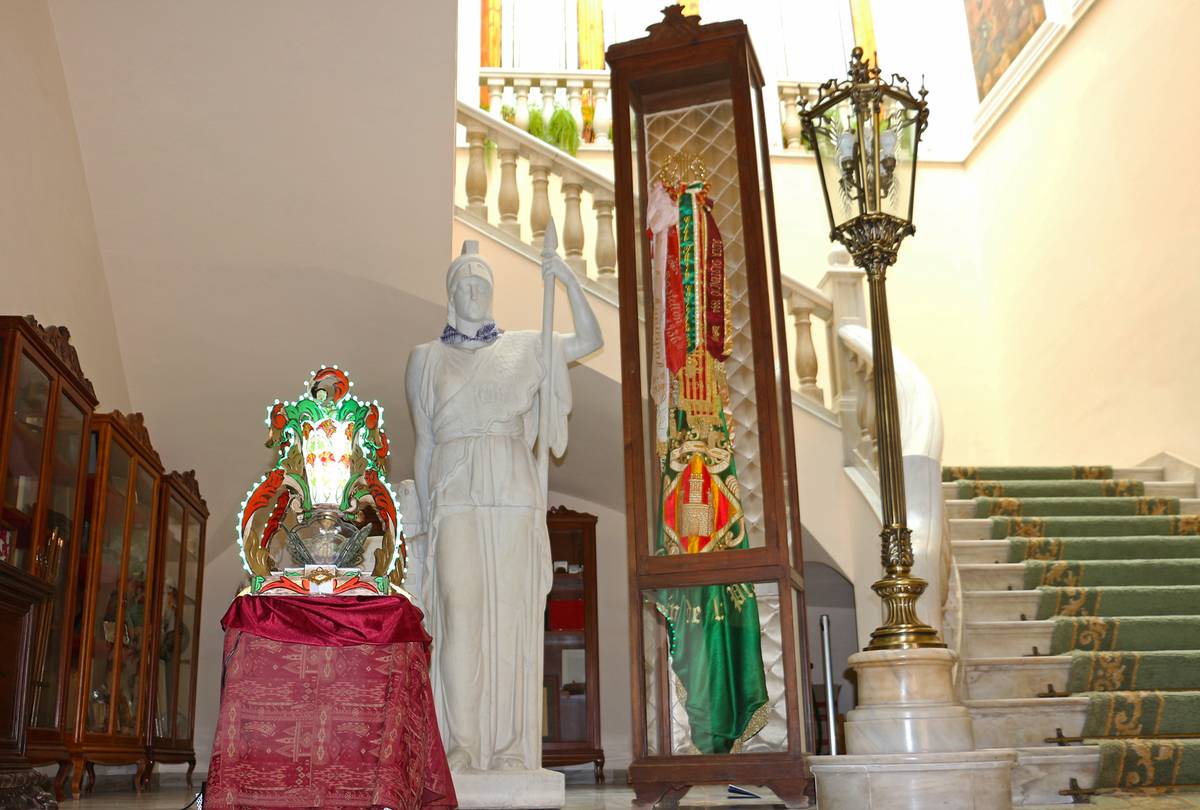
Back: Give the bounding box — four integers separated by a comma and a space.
479, 67, 609, 86
781, 277, 832, 321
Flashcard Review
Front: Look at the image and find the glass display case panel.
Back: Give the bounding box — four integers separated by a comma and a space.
748, 76, 801, 569
154, 498, 184, 740
3, 352, 52, 568
176, 509, 201, 740
114, 466, 155, 736
632, 80, 773, 564
638, 580, 788, 758
788, 586, 812, 754
30, 392, 87, 729
86, 443, 132, 734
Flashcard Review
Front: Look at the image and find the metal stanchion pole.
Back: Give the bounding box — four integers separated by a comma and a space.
820, 614, 839, 755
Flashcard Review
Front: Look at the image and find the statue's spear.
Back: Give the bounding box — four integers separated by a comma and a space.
537, 218, 560, 506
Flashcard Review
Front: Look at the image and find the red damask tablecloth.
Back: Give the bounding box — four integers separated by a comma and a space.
206, 595, 457, 809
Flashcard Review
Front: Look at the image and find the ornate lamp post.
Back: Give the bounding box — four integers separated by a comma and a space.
800, 48, 943, 651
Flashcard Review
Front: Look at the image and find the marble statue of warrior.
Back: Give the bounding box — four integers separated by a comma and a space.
405, 239, 601, 772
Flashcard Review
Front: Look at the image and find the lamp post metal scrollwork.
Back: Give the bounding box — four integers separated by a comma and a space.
800, 47, 944, 651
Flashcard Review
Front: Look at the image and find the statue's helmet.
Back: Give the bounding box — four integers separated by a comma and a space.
446, 240, 494, 327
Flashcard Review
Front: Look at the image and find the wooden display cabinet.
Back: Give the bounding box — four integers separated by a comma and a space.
542, 506, 604, 782
143, 470, 207, 787
65, 411, 163, 798
606, 7, 814, 805
0, 315, 98, 799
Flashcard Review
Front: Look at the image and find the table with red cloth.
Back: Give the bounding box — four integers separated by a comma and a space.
205, 594, 457, 810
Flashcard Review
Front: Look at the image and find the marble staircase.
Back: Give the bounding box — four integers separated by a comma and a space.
946, 463, 1200, 805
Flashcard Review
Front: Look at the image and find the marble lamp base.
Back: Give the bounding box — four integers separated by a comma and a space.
809, 750, 1016, 810
452, 769, 565, 809
843, 647, 974, 755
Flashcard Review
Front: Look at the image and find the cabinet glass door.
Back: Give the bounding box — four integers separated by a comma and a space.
154, 499, 184, 740
114, 466, 155, 736
2, 352, 52, 569
30, 392, 87, 729
176, 510, 201, 740
87, 444, 132, 733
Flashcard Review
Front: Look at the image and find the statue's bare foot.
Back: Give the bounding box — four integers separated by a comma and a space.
493, 755, 526, 770
447, 748, 473, 771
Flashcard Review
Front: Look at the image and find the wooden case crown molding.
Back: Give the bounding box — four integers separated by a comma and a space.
164, 470, 208, 517
97, 411, 164, 473
0, 315, 98, 406
607, 3, 748, 61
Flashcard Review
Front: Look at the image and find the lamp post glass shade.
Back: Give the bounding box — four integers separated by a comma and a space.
802, 47, 927, 263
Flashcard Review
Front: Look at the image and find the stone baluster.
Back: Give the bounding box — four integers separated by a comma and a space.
497, 144, 520, 237
594, 196, 616, 284
566, 80, 585, 136
486, 78, 506, 118
789, 294, 823, 404
529, 160, 551, 249
540, 80, 556, 128
513, 79, 531, 131
780, 86, 803, 150
592, 81, 612, 146
561, 179, 586, 276
465, 129, 488, 220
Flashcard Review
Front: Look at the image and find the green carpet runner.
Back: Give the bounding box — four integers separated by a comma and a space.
949, 464, 1200, 793
955, 479, 1146, 498
974, 496, 1179, 517
990, 515, 1200, 538
1011, 537, 1200, 561
1025, 559, 1200, 587
1036, 586, 1200, 618
945, 465, 1114, 481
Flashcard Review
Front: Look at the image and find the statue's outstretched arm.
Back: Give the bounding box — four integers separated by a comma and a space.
543, 262, 603, 362
406, 346, 433, 534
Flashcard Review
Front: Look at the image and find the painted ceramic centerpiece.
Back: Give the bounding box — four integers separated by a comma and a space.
236, 366, 405, 596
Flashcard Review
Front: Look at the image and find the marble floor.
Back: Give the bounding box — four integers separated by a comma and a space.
61, 781, 790, 809
58, 784, 1200, 808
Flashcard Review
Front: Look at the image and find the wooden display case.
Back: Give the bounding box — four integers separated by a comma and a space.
143, 470, 207, 788
0, 315, 98, 798
606, 7, 814, 805
65, 411, 163, 798
542, 506, 604, 782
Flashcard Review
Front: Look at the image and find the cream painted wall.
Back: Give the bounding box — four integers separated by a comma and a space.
0, 0, 129, 409
964, 0, 1200, 467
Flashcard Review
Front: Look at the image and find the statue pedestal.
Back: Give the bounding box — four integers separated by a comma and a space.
452, 769, 565, 809
811, 648, 1014, 810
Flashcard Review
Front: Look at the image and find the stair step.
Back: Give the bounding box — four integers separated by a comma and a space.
942, 480, 1196, 499
967, 697, 1088, 749
945, 497, 1200, 519
1115, 466, 1165, 481
951, 519, 993, 540
964, 590, 1041, 623
952, 540, 1010, 564
963, 656, 1072, 700
1011, 745, 1100, 806
958, 563, 1025, 591
962, 620, 1054, 658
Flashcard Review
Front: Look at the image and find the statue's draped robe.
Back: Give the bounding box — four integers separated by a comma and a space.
413, 331, 569, 770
